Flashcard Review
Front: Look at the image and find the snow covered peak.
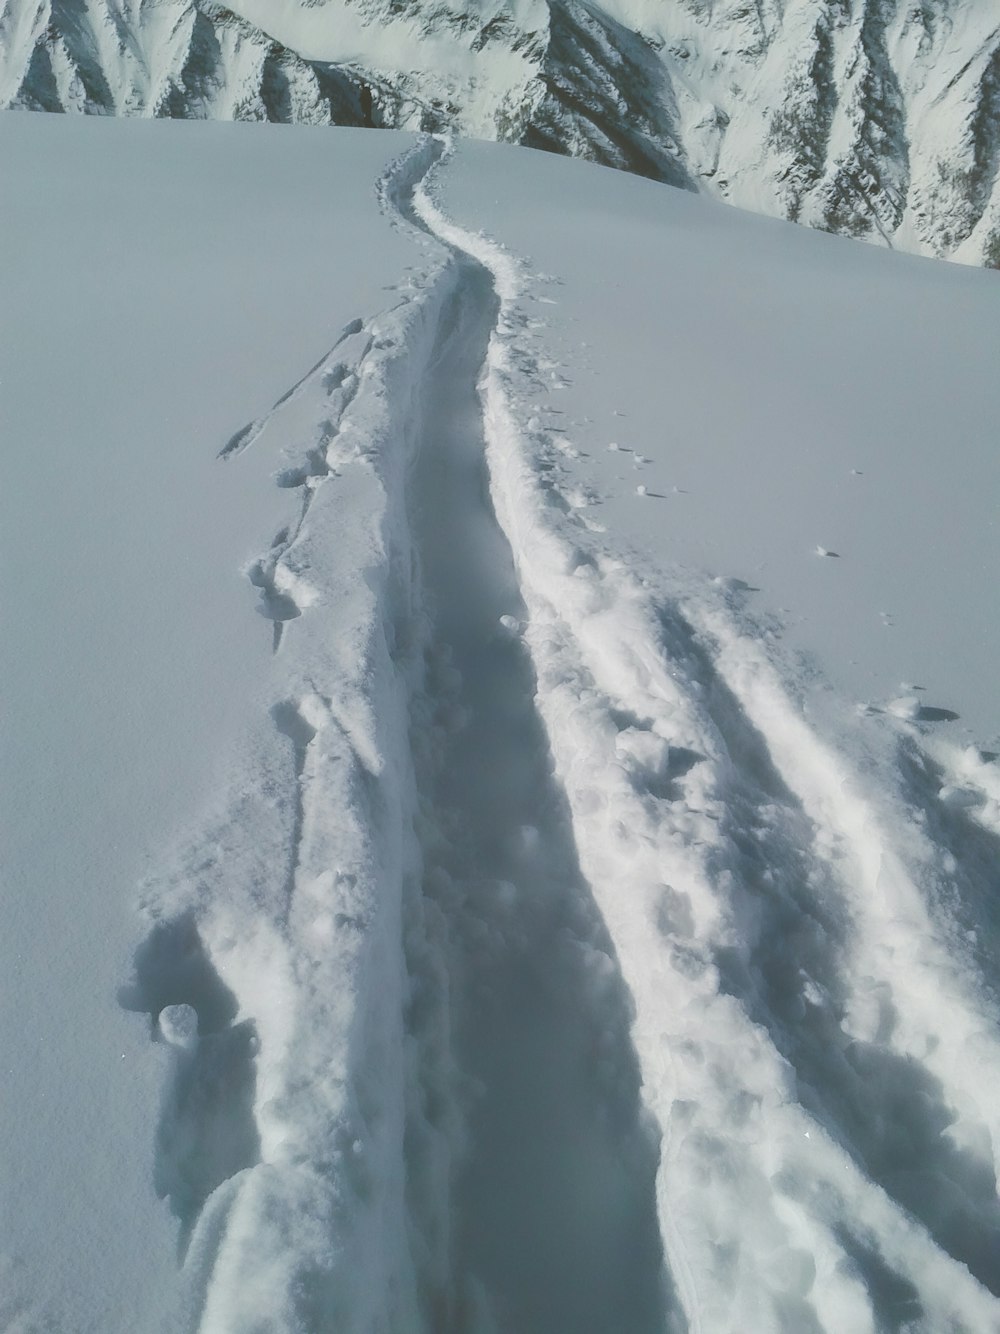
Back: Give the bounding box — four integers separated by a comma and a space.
4, 0, 1000, 260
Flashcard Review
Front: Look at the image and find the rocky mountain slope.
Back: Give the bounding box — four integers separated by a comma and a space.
2, 0, 998, 261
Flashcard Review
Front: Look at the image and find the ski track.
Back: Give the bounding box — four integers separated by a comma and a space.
120, 134, 1000, 1333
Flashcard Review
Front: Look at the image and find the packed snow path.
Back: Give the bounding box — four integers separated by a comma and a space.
118, 136, 1000, 1333
404, 234, 668, 1331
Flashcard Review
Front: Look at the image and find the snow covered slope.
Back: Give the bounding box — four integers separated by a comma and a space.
4, 111, 1000, 1333
0, 112, 423, 1334
3, 0, 1000, 264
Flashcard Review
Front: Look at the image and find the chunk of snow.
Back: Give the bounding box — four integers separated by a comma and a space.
614, 727, 670, 777
158, 1004, 199, 1051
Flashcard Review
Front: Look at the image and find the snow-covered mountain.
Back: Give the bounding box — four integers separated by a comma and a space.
2, 0, 999, 265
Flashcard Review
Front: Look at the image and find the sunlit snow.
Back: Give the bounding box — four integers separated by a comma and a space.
2, 111, 1000, 1334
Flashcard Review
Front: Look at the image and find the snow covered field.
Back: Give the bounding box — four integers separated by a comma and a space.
3, 111, 1000, 1333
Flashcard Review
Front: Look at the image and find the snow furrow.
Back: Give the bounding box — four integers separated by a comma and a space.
392, 180, 670, 1332
122, 136, 465, 1331
124, 132, 670, 1332
413, 138, 1000, 1332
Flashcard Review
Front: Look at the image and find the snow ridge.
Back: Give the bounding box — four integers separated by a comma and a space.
413, 138, 1000, 1330
121, 135, 464, 1331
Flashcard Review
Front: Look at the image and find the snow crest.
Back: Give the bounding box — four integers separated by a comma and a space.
413, 137, 1000, 1332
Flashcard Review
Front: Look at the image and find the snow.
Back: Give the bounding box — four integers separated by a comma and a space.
434, 139, 1000, 744
419, 135, 1000, 1331
4, 109, 1000, 1333
0, 112, 420, 1332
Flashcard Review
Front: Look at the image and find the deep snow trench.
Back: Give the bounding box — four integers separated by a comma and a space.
403, 245, 667, 1330
113, 137, 672, 1332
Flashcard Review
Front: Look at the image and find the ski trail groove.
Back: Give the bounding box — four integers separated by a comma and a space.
123, 135, 669, 1332
122, 139, 464, 1331
413, 139, 1000, 1332
395, 212, 670, 1329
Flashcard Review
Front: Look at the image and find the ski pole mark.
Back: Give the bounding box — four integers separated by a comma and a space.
218, 319, 368, 462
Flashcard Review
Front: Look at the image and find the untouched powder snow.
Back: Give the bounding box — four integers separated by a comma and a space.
4, 112, 1000, 1333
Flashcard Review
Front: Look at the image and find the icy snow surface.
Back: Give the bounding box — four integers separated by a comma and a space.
3, 112, 1000, 1333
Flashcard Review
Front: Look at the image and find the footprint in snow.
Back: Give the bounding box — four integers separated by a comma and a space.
336, 317, 364, 341
119, 914, 260, 1246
